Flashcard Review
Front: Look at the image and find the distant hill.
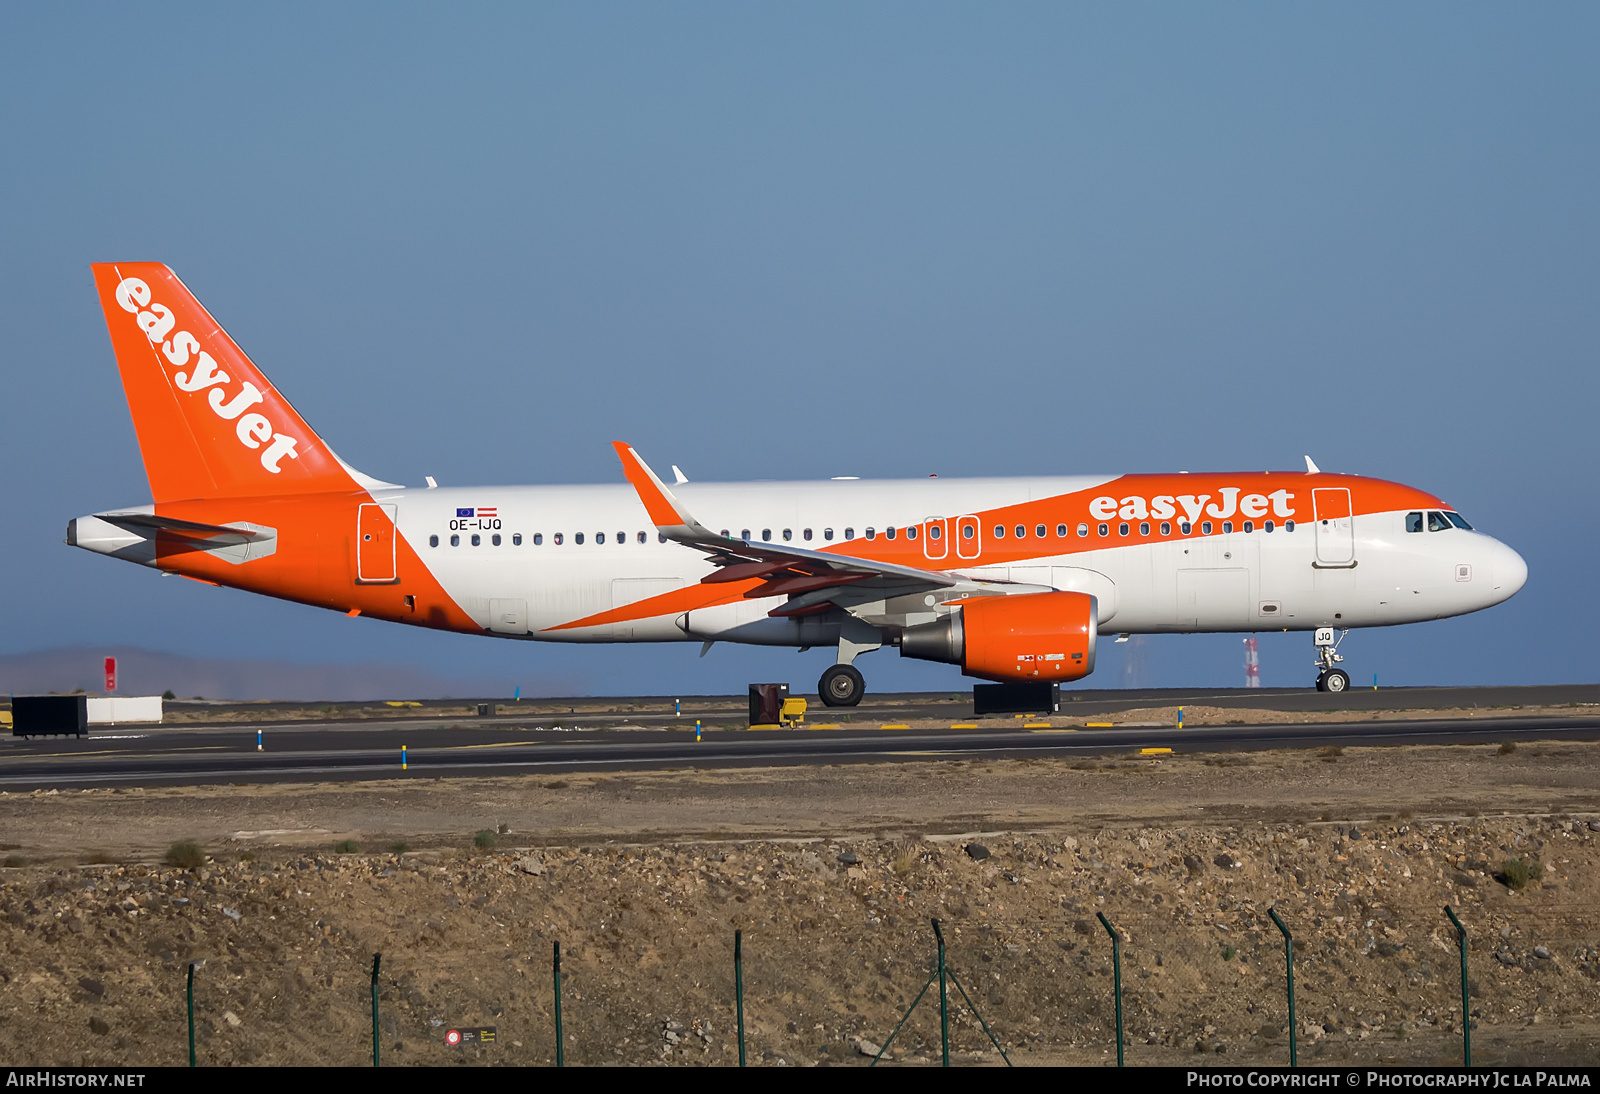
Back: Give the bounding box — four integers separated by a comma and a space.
0, 647, 535, 702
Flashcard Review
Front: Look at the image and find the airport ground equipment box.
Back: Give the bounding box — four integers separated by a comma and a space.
12, 694, 89, 737
749, 683, 790, 726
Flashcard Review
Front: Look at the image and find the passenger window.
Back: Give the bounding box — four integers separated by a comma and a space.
1077, 523, 1089, 537
906, 526, 917, 540
1118, 522, 1129, 536
1201, 521, 1212, 535
885, 527, 896, 540
960, 524, 974, 540
740, 529, 751, 541
492, 533, 502, 546
1097, 523, 1109, 537
720, 529, 730, 538
596, 532, 606, 544
1446, 512, 1473, 530
993, 525, 1005, 538
825, 528, 835, 541
1056, 524, 1067, 537
554, 533, 563, 545
1015, 525, 1026, 539
617, 531, 626, 545
845, 528, 854, 540
1222, 521, 1233, 534
762, 529, 772, 542
637, 531, 646, 544
471, 534, 481, 546
1180, 521, 1191, 534
783, 529, 792, 541
450, 534, 460, 546
1428, 511, 1452, 532
1406, 512, 1423, 533
1264, 520, 1274, 533
657, 533, 666, 543
532, 533, 542, 545
865, 528, 876, 540
929, 525, 941, 540
1242, 520, 1253, 533
1285, 520, 1295, 532
1035, 524, 1046, 538
574, 533, 584, 545
429, 534, 439, 547
1139, 521, 1150, 536
803, 528, 813, 541
1160, 521, 1171, 536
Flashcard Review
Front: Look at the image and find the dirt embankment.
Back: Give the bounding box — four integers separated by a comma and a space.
2, 744, 1599, 1066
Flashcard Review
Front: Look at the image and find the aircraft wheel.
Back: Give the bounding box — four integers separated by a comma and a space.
1323, 669, 1350, 694
819, 664, 865, 707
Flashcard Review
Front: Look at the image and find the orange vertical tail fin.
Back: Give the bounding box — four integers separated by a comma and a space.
91, 263, 371, 503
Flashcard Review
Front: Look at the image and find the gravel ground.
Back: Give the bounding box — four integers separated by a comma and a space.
2, 742, 1598, 1066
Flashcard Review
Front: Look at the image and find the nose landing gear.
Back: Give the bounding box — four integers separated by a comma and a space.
1313, 626, 1351, 692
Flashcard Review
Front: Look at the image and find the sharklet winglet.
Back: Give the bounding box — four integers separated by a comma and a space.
612, 441, 709, 537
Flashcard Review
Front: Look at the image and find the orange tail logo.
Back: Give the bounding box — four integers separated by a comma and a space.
91, 263, 356, 503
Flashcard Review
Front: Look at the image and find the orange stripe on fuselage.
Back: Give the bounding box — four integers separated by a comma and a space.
543, 471, 1445, 631
151, 492, 480, 633
763, 471, 1442, 572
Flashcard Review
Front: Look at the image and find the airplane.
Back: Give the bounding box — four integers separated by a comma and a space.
68, 263, 1528, 705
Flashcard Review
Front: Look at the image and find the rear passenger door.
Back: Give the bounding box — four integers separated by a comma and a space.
356, 504, 398, 584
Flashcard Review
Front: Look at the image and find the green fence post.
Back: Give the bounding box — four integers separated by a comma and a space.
553, 941, 565, 1067
186, 961, 196, 1068
1445, 906, 1470, 1068
734, 929, 747, 1067
1268, 908, 1296, 1068
370, 952, 381, 1067
1097, 912, 1123, 1067
931, 918, 950, 1067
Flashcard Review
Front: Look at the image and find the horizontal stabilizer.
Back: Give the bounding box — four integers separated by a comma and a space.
99, 512, 264, 541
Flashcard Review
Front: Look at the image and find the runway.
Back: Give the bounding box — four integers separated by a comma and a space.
4, 682, 1599, 789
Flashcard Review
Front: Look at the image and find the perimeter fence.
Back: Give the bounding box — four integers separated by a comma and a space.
7, 816, 1600, 1068
10, 878, 1599, 1067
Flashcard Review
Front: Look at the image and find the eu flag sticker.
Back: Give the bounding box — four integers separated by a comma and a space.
456, 508, 475, 518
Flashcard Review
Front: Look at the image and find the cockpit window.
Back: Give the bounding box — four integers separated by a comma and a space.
1406, 512, 1423, 533
1445, 511, 1473, 531
1427, 511, 1452, 532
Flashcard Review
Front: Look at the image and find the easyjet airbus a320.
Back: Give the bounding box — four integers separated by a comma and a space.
69, 264, 1527, 704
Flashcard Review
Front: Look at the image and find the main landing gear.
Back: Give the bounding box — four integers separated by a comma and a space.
819, 620, 880, 707
819, 664, 865, 707
1313, 626, 1351, 693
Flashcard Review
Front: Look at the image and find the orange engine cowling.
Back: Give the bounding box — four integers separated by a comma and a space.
899, 591, 1098, 683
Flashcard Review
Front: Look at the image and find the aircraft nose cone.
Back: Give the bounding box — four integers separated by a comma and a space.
1492, 540, 1528, 599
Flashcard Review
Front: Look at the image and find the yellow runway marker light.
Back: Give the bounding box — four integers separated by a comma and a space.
948, 723, 979, 729
1139, 747, 1173, 755
1023, 723, 1052, 728
1087, 722, 1115, 728
879, 724, 911, 730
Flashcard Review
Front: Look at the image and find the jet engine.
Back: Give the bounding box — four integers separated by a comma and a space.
899, 591, 1098, 682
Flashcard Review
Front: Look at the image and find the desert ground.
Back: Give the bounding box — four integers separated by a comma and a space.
2, 738, 1598, 1066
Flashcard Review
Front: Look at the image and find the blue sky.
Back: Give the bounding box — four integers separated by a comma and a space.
2, 5, 1596, 697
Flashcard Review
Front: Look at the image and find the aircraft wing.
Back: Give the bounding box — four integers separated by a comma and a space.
612, 442, 958, 597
